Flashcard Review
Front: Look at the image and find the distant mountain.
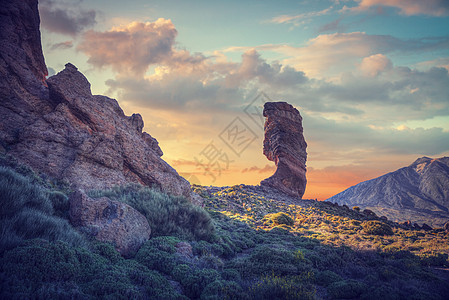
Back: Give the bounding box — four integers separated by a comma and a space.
326, 157, 449, 227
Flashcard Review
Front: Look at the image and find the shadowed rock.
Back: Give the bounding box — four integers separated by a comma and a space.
260, 102, 307, 198
70, 191, 151, 257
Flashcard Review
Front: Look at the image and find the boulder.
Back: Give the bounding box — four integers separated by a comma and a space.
362, 209, 377, 218
260, 102, 307, 198
69, 190, 151, 257
421, 223, 433, 231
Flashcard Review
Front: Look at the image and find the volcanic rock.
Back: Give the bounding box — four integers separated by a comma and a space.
260, 102, 307, 198
70, 190, 151, 257
421, 223, 433, 231
0, 0, 201, 205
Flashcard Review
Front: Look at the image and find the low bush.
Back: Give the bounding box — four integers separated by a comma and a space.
0, 239, 183, 299
249, 273, 316, 300
135, 236, 180, 274
362, 220, 393, 236
0, 167, 86, 253
315, 270, 342, 287
89, 184, 214, 241
228, 246, 299, 277
327, 279, 366, 299
172, 264, 221, 299
264, 212, 295, 226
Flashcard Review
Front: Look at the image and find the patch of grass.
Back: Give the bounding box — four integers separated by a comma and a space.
362, 220, 394, 236
0, 167, 86, 253
264, 212, 295, 226
249, 273, 316, 300
89, 184, 214, 241
327, 279, 366, 299
0, 239, 184, 299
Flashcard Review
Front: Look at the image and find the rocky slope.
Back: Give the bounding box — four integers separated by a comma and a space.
326, 157, 449, 227
260, 102, 307, 198
0, 0, 199, 204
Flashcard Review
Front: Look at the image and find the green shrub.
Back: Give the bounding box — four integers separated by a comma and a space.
0, 166, 53, 217
328, 280, 366, 299
228, 246, 299, 277
89, 184, 214, 241
0, 167, 85, 253
172, 264, 221, 299
135, 236, 180, 274
315, 270, 342, 287
200, 280, 244, 300
249, 274, 315, 300
48, 191, 70, 218
264, 212, 294, 226
0, 239, 183, 299
362, 221, 393, 236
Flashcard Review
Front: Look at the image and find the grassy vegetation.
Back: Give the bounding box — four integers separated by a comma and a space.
1, 158, 448, 299
88, 184, 215, 241
0, 166, 86, 253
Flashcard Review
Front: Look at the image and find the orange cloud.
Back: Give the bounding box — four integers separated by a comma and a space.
344, 0, 449, 16
78, 19, 178, 76
359, 54, 393, 77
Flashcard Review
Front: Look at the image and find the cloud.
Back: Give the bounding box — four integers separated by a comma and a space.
318, 19, 346, 33
78, 19, 180, 76
303, 113, 449, 155
343, 0, 449, 16
49, 41, 73, 51
272, 32, 449, 78
225, 49, 308, 88
269, 7, 334, 27
359, 54, 393, 77
242, 164, 275, 173
39, 0, 97, 36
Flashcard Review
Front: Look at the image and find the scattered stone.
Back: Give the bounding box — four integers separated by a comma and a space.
261, 102, 307, 198
69, 190, 151, 257
421, 223, 433, 231
362, 209, 377, 218
413, 223, 422, 230
400, 220, 412, 229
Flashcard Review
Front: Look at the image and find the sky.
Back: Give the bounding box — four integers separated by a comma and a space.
39, 0, 449, 200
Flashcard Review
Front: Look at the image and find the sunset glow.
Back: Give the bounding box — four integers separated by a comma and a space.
41, 0, 449, 200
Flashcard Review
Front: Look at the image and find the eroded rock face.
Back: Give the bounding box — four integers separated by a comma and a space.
70, 191, 151, 257
0, 0, 201, 205
260, 102, 307, 198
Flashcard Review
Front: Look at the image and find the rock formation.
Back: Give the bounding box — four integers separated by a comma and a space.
0, 0, 200, 205
260, 102, 307, 198
327, 157, 449, 227
70, 191, 151, 257
0, 0, 203, 254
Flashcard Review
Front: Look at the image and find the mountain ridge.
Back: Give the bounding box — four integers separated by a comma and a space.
326, 156, 449, 227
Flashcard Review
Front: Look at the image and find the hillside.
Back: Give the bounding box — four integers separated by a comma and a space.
1, 157, 449, 299
327, 157, 449, 227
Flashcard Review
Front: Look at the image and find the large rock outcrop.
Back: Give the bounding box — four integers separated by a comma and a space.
0, 0, 200, 205
70, 191, 151, 257
327, 157, 449, 227
260, 102, 307, 198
